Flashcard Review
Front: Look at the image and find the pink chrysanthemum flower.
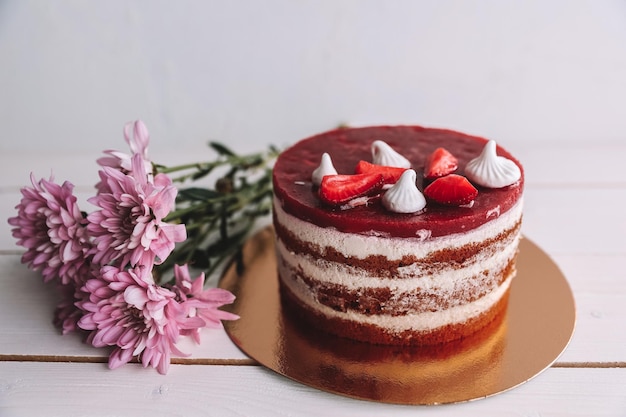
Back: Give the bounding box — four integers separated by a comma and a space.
171, 264, 239, 344
87, 153, 186, 269
8, 174, 91, 285
53, 281, 92, 335
97, 120, 151, 174
77, 265, 203, 374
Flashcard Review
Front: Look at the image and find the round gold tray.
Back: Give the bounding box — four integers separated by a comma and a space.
219, 227, 576, 405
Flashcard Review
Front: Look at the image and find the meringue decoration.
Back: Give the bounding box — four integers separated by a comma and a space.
465, 140, 521, 188
311, 153, 338, 186
382, 169, 426, 213
371, 140, 411, 168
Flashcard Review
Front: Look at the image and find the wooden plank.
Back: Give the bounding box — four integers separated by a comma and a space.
1, 252, 625, 364
557, 292, 626, 364
0, 363, 625, 416
523, 187, 626, 256
552, 253, 626, 363
554, 254, 625, 294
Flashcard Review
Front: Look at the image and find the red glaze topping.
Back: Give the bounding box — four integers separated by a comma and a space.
272, 126, 524, 238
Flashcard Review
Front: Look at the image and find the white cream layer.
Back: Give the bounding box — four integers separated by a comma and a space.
276, 234, 519, 294
281, 267, 514, 333
273, 196, 523, 260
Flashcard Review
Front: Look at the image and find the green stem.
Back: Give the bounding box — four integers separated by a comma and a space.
152, 143, 278, 284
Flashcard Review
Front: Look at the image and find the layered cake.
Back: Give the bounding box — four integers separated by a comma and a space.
272, 125, 524, 345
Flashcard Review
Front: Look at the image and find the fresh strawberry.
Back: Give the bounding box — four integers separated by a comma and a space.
319, 173, 384, 205
424, 147, 458, 179
423, 174, 478, 206
354, 160, 408, 184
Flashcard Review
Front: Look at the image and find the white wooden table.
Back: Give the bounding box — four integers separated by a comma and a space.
1, 141, 625, 416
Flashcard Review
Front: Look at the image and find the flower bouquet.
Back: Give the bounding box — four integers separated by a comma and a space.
7, 121, 278, 374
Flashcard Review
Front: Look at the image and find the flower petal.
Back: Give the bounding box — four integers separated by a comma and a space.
124, 286, 148, 309
108, 347, 134, 370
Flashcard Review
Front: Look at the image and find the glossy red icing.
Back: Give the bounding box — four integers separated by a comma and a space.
272, 126, 524, 238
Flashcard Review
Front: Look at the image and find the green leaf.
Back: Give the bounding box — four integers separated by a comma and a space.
178, 187, 221, 201
209, 142, 237, 157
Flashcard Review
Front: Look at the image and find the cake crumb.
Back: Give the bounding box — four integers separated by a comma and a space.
415, 229, 432, 241
486, 205, 501, 219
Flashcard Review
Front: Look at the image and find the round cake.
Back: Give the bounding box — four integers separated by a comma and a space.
272, 125, 524, 345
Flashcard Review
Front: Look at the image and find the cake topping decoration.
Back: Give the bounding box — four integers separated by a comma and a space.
424, 174, 478, 206
319, 173, 384, 205
382, 169, 427, 213
465, 140, 521, 188
311, 152, 338, 186
371, 140, 411, 168
355, 160, 408, 185
424, 147, 458, 179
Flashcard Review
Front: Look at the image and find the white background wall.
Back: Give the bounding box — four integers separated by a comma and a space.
1, 0, 625, 155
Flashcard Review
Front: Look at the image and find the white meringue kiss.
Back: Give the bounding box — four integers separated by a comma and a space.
382, 169, 426, 213
371, 140, 411, 168
311, 152, 338, 186
465, 140, 521, 188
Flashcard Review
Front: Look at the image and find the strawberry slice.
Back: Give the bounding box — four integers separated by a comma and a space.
354, 160, 408, 185
423, 174, 478, 206
319, 173, 384, 205
424, 147, 458, 179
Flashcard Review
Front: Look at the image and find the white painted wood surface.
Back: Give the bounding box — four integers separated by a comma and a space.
1, 142, 625, 415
